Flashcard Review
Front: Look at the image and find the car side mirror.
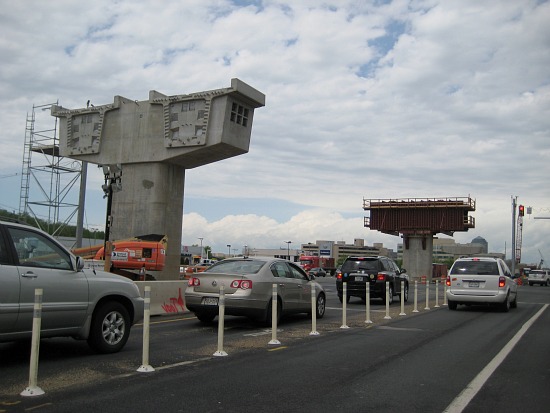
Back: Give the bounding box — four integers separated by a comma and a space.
400, 268, 407, 274
75, 256, 85, 271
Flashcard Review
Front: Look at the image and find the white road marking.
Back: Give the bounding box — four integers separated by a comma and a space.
443, 304, 548, 413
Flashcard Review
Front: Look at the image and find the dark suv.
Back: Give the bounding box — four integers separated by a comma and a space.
335, 256, 409, 304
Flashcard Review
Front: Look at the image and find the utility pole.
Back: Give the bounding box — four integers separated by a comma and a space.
511, 196, 517, 276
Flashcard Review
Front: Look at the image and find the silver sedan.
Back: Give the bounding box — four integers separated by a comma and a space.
185, 257, 326, 324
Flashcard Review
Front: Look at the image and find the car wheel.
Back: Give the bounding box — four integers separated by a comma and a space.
195, 311, 216, 323
315, 293, 326, 319
338, 294, 351, 304
529, 282, 533, 286
448, 300, 457, 310
510, 294, 518, 309
264, 298, 282, 326
382, 284, 394, 305
501, 294, 510, 312
88, 301, 131, 354
403, 283, 409, 302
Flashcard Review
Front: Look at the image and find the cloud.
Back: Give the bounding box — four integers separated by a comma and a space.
0, 0, 549, 265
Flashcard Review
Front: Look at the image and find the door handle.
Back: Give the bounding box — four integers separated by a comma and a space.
21, 272, 38, 278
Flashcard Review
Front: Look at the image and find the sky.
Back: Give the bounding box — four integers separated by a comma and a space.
0, 0, 549, 265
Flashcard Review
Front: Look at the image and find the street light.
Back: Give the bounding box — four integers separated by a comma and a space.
198, 237, 204, 263
227, 244, 231, 257
285, 241, 292, 261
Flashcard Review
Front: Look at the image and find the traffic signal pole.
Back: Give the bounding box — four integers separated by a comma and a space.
511, 196, 517, 277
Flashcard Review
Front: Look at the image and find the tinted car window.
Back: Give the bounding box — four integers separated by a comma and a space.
7, 227, 72, 270
0, 234, 10, 264
205, 260, 265, 274
271, 262, 288, 278
288, 262, 308, 280
342, 259, 380, 272
450, 261, 499, 275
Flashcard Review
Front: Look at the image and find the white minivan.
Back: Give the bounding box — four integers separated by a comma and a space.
446, 257, 518, 312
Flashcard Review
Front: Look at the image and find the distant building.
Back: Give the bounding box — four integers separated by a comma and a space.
301, 239, 396, 262
210, 239, 395, 263
471, 236, 488, 253
397, 236, 502, 262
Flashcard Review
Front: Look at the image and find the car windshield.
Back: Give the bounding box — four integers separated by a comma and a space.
204, 259, 265, 274
451, 261, 499, 275
342, 259, 379, 272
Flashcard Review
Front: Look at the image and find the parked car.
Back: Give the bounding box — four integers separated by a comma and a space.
185, 257, 326, 324
528, 269, 550, 286
335, 256, 409, 304
446, 257, 518, 312
0, 219, 144, 353
308, 267, 327, 278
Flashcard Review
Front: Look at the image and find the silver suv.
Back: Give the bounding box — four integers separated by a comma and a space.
0, 220, 144, 353
528, 269, 550, 286
446, 257, 518, 312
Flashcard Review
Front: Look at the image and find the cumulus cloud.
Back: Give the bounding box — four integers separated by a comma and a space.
0, 0, 549, 264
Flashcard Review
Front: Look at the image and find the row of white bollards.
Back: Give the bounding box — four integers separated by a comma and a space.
339, 279, 447, 329
22, 279, 448, 395
22, 282, 322, 395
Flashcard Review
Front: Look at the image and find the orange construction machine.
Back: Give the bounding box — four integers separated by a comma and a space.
73, 234, 167, 280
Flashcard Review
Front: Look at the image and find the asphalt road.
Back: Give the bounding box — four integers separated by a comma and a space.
1, 279, 549, 413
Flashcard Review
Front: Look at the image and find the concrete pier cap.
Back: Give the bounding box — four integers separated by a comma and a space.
363, 197, 476, 280
52, 79, 265, 280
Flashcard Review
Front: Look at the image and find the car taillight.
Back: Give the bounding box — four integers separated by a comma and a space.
446, 276, 451, 287
188, 277, 200, 287
499, 276, 506, 288
336, 272, 342, 280
377, 273, 385, 281
230, 280, 252, 290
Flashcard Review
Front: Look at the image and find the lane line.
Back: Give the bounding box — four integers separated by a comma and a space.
443, 304, 548, 413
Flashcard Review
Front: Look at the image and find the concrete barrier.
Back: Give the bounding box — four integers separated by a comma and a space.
135, 281, 189, 316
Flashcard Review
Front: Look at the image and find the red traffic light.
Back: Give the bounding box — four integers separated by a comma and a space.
519, 205, 525, 216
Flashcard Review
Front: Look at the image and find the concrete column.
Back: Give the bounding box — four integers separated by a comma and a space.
402, 235, 433, 281
110, 163, 185, 280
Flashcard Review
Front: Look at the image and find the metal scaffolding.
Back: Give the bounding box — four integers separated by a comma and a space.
19, 102, 83, 236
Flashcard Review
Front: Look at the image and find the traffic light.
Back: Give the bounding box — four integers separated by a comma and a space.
519, 205, 525, 216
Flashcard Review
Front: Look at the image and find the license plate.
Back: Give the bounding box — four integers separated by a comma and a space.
202, 297, 219, 306
469, 282, 479, 288
355, 276, 364, 282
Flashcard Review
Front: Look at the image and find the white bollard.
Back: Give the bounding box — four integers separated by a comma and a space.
309, 283, 319, 336
21, 289, 45, 397
434, 280, 440, 308
425, 281, 430, 310
365, 283, 373, 324
214, 285, 228, 356
138, 286, 155, 371
399, 280, 406, 316
268, 284, 281, 345
384, 282, 391, 319
413, 280, 419, 313
340, 282, 349, 329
